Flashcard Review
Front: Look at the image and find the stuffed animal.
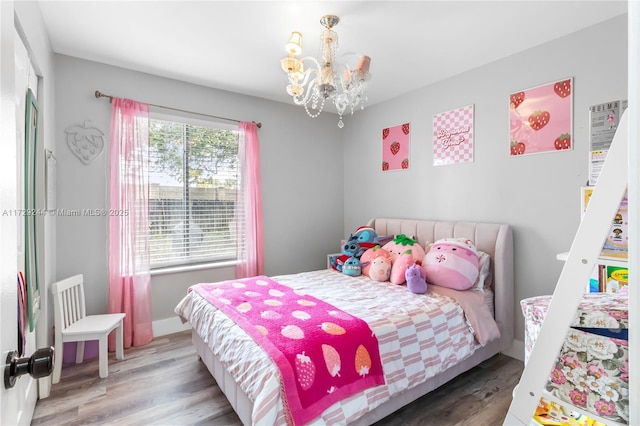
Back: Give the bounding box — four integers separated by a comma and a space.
360, 245, 392, 277
342, 256, 362, 276
382, 234, 426, 263
405, 262, 427, 294
347, 225, 393, 255
368, 256, 391, 281
423, 238, 479, 290
329, 241, 361, 272
389, 250, 415, 284
347, 226, 378, 254
383, 234, 426, 284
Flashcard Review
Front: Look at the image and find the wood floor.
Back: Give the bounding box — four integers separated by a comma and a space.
32, 331, 524, 426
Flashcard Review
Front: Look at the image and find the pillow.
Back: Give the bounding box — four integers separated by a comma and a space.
423, 237, 479, 290
473, 251, 492, 290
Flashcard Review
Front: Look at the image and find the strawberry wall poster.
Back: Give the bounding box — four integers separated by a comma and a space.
381, 123, 410, 171
432, 104, 474, 166
509, 78, 573, 156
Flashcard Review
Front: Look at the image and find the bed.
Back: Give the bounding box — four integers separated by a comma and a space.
175, 218, 514, 425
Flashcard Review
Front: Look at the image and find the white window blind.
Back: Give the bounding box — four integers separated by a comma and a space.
148, 114, 242, 268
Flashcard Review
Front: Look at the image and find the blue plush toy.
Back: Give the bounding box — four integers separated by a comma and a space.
347, 225, 393, 255
342, 256, 362, 276
405, 263, 427, 294
329, 241, 361, 272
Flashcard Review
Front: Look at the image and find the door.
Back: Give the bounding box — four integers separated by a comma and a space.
0, 1, 21, 425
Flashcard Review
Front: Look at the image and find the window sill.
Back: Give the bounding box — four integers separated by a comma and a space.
150, 260, 237, 276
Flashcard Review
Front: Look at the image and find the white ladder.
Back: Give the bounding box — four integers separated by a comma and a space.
504, 111, 630, 425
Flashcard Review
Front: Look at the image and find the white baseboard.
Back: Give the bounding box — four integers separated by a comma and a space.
38, 376, 51, 399
152, 316, 191, 337
501, 339, 525, 362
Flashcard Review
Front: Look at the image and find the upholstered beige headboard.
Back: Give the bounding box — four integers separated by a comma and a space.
367, 218, 514, 351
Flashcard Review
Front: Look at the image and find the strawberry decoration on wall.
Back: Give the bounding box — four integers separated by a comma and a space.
554, 133, 571, 150
390, 141, 400, 155
553, 79, 571, 98
528, 110, 551, 130
509, 78, 573, 156
381, 122, 410, 171
65, 120, 106, 165
510, 92, 525, 109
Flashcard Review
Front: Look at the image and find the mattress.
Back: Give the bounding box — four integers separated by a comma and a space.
176, 268, 497, 425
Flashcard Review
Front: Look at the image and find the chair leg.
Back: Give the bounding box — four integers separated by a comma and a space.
115, 321, 124, 360
75, 341, 85, 364
98, 335, 108, 378
52, 337, 63, 384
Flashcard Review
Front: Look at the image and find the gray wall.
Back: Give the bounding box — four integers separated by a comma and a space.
343, 15, 628, 344
54, 56, 344, 319
54, 15, 628, 345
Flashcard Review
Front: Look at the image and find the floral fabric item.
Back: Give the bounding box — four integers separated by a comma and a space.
521, 293, 629, 424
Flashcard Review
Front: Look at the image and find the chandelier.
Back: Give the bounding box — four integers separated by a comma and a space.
280, 15, 371, 128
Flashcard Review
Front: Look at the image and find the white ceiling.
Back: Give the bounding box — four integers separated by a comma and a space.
37, 1, 628, 111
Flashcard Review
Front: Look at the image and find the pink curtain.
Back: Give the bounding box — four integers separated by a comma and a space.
235, 122, 264, 278
108, 98, 153, 349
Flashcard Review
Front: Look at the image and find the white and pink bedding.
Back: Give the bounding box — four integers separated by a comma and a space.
190, 276, 385, 425
175, 268, 499, 425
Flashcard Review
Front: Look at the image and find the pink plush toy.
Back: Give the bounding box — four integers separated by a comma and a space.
423, 238, 479, 290
382, 234, 425, 262
360, 246, 392, 277
382, 234, 426, 284
369, 256, 392, 282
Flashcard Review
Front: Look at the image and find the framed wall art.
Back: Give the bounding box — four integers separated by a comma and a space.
381, 123, 410, 171
433, 104, 474, 166
509, 78, 573, 156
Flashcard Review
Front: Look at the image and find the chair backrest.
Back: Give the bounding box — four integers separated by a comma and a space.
51, 274, 87, 332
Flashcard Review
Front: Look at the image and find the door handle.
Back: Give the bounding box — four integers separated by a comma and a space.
4, 347, 54, 389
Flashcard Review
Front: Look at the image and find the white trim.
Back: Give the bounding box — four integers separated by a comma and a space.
17, 377, 37, 425
37, 376, 51, 399
152, 316, 191, 337
151, 260, 236, 276
501, 339, 524, 362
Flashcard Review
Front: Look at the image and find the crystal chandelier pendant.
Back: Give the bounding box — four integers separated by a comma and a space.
280, 15, 371, 128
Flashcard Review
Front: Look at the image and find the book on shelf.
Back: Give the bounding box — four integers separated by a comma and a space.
581, 186, 628, 261
586, 264, 628, 294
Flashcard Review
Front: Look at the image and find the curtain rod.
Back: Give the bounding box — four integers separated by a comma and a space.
94, 90, 262, 128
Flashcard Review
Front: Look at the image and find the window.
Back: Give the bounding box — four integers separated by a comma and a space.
148, 112, 241, 268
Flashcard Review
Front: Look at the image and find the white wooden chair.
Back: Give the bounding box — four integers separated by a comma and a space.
51, 274, 126, 384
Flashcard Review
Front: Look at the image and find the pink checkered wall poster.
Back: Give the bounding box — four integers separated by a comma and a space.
432, 105, 474, 166
509, 78, 573, 156
381, 123, 410, 171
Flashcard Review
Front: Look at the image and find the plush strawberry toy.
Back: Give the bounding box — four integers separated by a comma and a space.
382, 234, 426, 284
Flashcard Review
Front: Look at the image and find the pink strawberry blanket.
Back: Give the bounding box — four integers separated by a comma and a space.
190, 276, 385, 425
